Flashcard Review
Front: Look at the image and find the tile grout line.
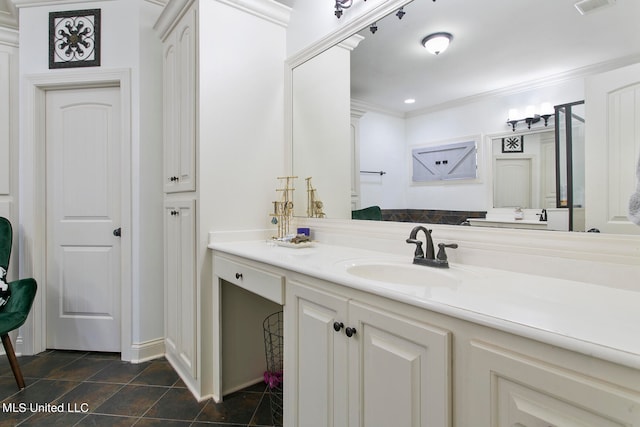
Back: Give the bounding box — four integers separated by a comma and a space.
131, 385, 174, 426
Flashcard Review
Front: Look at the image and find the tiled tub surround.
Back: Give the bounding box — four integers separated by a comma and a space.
380, 209, 486, 225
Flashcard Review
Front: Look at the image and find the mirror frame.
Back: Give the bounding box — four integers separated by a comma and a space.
284, 0, 414, 178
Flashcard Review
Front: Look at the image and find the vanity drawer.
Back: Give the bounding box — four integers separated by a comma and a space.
214, 255, 284, 304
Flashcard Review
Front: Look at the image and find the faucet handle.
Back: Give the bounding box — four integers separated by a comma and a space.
436, 243, 458, 261
406, 238, 425, 258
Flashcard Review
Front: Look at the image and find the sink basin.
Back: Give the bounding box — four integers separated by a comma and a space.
345, 262, 462, 287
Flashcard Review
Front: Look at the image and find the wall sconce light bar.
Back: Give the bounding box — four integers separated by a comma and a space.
507, 103, 555, 131
335, 0, 413, 20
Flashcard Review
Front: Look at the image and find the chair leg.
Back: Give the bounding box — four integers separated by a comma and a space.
1, 333, 26, 390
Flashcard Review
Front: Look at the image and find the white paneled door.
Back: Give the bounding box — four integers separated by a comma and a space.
494, 157, 533, 208
45, 86, 122, 351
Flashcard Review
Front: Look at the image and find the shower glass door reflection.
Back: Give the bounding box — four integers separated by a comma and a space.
555, 100, 586, 231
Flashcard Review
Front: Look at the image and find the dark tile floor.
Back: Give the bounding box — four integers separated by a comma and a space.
0, 350, 280, 427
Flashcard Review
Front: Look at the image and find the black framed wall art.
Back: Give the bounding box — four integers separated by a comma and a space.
501, 135, 524, 153
49, 9, 101, 69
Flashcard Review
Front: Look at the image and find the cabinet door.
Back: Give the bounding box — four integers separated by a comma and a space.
348, 301, 451, 427
163, 6, 196, 193
470, 341, 640, 427
286, 281, 349, 427
585, 62, 640, 234
164, 198, 197, 378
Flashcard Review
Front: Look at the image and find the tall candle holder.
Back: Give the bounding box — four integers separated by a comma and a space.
270, 176, 297, 239
305, 177, 325, 218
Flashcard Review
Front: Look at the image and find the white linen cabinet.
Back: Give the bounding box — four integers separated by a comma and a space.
162, 4, 196, 194
163, 199, 196, 378
156, 0, 288, 401
158, 0, 199, 397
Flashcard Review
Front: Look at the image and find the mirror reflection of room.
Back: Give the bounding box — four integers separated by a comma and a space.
291, 0, 639, 234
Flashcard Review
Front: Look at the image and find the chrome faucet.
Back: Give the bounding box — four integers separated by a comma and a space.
406, 225, 458, 268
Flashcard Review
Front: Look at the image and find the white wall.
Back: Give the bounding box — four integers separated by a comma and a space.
135, 0, 165, 351
358, 111, 405, 209
356, 77, 585, 212
198, 0, 287, 234
0, 31, 18, 285
16, 0, 164, 356
292, 44, 351, 219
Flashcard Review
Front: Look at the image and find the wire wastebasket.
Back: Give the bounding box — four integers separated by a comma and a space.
263, 311, 283, 426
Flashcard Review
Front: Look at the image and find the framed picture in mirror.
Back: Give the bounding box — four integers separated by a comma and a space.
502, 135, 524, 153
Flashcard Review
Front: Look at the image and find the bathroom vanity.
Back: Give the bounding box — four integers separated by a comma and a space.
210, 224, 640, 427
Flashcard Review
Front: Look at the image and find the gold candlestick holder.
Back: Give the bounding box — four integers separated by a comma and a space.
306, 177, 325, 218
270, 176, 297, 239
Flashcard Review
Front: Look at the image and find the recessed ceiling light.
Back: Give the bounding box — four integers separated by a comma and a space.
404, 98, 416, 104
421, 32, 453, 55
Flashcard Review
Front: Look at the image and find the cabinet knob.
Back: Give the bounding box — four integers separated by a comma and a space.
235, 273, 243, 280
345, 327, 357, 338
333, 322, 344, 332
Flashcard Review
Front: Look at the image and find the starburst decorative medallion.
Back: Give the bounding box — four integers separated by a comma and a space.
49, 9, 101, 69
502, 135, 524, 153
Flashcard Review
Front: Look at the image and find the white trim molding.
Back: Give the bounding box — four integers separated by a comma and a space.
130, 338, 165, 363
0, 0, 18, 30
19, 68, 133, 360
0, 27, 18, 46
155, 0, 291, 39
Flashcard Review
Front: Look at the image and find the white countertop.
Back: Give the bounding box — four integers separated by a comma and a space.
209, 240, 640, 370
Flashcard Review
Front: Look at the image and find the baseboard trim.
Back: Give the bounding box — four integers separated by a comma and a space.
223, 376, 264, 396
128, 338, 165, 363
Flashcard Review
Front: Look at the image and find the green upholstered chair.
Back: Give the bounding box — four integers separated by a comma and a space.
351, 205, 383, 221
0, 217, 38, 389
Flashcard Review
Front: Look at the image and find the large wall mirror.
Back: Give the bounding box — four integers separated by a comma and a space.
290, 0, 640, 234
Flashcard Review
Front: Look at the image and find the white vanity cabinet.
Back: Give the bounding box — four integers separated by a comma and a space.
286, 278, 451, 427
161, 3, 196, 194
468, 340, 640, 426
210, 241, 640, 426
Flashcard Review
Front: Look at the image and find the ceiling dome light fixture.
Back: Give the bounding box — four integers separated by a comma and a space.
421, 32, 453, 55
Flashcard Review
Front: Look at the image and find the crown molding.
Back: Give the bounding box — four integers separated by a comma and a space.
216, 0, 291, 28
338, 33, 364, 51
354, 54, 640, 120
153, 0, 193, 39
351, 98, 404, 118
286, 0, 412, 69
405, 53, 640, 119
0, 25, 17, 46
0, 0, 17, 29
155, 0, 290, 39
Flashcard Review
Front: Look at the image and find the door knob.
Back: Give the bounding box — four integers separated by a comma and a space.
113, 228, 121, 237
